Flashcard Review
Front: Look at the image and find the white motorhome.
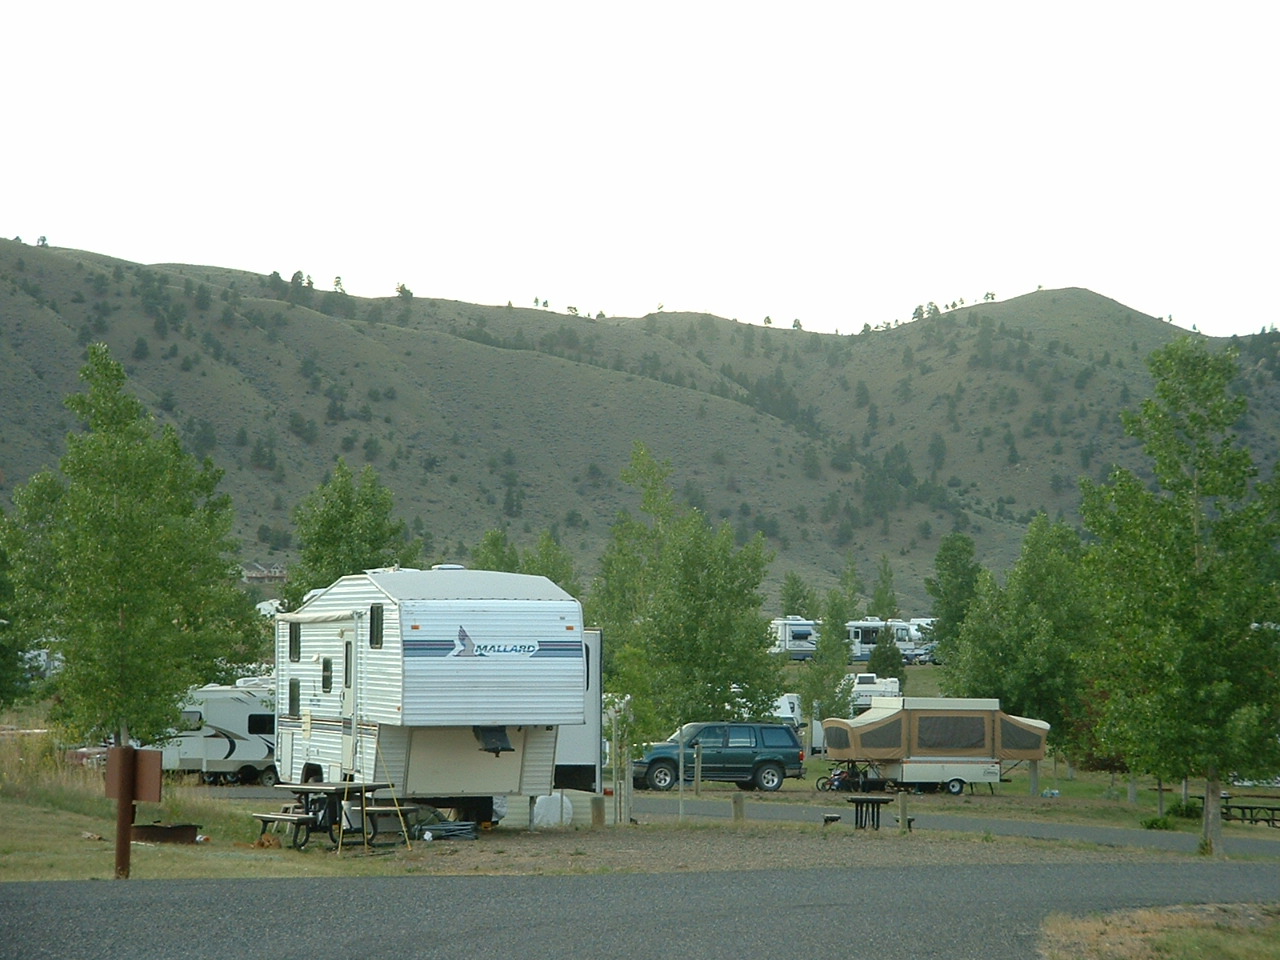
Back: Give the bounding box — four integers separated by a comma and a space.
157, 679, 277, 785
821, 696, 1049, 794
769, 617, 818, 660
274, 566, 587, 823
844, 617, 927, 663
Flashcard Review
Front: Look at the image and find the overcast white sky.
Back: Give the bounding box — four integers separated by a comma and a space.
6, 3, 1275, 337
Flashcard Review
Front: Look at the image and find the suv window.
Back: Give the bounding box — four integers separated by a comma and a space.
760, 726, 799, 748
727, 725, 757, 747
693, 725, 726, 747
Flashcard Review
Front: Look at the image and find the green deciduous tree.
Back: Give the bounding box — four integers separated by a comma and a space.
469, 528, 583, 599
470, 529, 520, 573
779, 571, 817, 618
520, 530, 583, 598
1080, 337, 1280, 855
940, 515, 1093, 747
797, 588, 854, 728
284, 459, 420, 609
867, 554, 899, 620
587, 443, 780, 741
1, 344, 252, 744
866, 633, 906, 689
925, 532, 982, 652
0, 535, 23, 706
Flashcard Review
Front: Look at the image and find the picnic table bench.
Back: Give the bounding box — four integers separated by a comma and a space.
1221, 801, 1280, 827
252, 810, 319, 849
360, 804, 420, 841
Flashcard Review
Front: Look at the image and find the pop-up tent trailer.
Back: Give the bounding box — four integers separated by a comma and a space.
821, 697, 1049, 794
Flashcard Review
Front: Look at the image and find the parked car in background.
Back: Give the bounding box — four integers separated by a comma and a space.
632, 721, 805, 792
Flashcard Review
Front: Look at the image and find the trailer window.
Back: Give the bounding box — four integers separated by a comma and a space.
179, 710, 202, 730
288, 621, 301, 662
369, 604, 384, 649
344, 641, 352, 689
322, 658, 333, 693
287, 679, 300, 717
917, 715, 986, 751
248, 713, 274, 735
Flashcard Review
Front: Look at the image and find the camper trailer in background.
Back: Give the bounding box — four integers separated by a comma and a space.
844, 617, 928, 663
770, 692, 804, 727
808, 674, 900, 753
274, 566, 587, 823
769, 617, 818, 660
157, 680, 277, 785
821, 697, 1049, 794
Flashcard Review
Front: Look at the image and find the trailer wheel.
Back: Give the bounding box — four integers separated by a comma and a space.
646, 761, 677, 791
754, 763, 784, 791
946, 778, 965, 795
259, 766, 279, 788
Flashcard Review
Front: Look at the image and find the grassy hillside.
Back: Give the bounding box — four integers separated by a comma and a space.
4, 238, 1279, 612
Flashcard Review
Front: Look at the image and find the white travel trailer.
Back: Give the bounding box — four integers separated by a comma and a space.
770, 692, 804, 727
821, 697, 1049, 794
274, 566, 587, 823
157, 679, 278, 785
769, 617, 818, 660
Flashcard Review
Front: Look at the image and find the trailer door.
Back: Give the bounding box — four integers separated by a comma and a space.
341, 637, 356, 771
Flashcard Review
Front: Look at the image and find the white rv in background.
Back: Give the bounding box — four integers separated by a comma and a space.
769, 617, 818, 660
158, 680, 278, 785
275, 566, 588, 823
845, 617, 927, 662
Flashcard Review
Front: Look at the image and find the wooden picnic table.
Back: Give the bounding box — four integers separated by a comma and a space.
1221, 800, 1280, 827
845, 794, 894, 829
254, 781, 398, 848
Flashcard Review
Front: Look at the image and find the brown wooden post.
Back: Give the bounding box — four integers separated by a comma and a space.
111, 746, 136, 879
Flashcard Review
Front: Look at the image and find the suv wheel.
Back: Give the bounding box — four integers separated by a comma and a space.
647, 760, 678, 791
754, 762, 785, 791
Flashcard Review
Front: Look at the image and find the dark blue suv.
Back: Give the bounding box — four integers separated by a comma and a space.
632, 722, 805, 792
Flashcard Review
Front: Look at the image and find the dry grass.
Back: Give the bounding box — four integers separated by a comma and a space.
1041, 903, 1280, 959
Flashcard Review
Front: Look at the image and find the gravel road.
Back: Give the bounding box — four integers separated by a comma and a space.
1, 860, 1276, 960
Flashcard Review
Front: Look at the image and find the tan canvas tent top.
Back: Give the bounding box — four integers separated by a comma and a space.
821, 697, 1049, 763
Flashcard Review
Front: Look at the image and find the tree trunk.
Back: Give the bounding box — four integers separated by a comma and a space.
1201, 768, 1223, 856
